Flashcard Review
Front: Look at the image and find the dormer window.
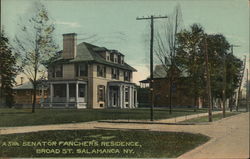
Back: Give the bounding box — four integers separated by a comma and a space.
118, 55, 124, 64
114, 57, 118, 63
106, 53, 110, 61
110, 53, 114, 62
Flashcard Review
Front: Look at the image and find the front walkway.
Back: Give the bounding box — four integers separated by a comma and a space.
0, 112, 249, 159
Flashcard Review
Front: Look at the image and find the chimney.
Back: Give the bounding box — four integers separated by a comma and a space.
20, 77, 24, 85
63, 33, 77, 59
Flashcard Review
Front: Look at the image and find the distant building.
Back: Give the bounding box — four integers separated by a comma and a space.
139, 65, 203, 108
43, 33, 138, 109
13, 81, 47, 107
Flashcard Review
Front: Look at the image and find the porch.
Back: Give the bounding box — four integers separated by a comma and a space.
107, 82, 137, 108
42, 80, 87, 108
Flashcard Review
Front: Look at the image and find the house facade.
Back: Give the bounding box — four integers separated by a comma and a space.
43, 33, 137, 109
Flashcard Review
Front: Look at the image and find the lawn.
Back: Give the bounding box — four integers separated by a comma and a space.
0, 129, 210, 158
0, 108, 207, 127
179, 112, 240, 123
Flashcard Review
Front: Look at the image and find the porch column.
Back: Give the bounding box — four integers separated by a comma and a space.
123, 85, 126, 108
49, 83, 53, 107
76, 82, 79, 108
134, 88, 137, 108
41, 85, 44, 107
66, 83, 69, 107
131, 86, 134, 108
129, 86, 132, 108
84, 83, 88, 103
119, 85, 123, 108
107, 85, 109, 108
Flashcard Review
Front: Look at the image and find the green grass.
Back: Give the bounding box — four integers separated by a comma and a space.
0, 129, 210, 158
180, 112, 240, 123
0, 108, 207, 127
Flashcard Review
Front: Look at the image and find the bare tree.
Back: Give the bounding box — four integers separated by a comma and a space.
13, 1, 58, 113
154, 4, 183, 114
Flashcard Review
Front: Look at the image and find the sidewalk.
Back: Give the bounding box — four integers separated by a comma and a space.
98, 111, 222, 124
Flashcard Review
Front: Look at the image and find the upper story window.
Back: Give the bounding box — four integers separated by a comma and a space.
111, 68, 119, 80
97, 65, 106, 78
75, 63, 88, 77
52, 65, 63, 78
124, 71, 131, 82
106, 53, 110, 61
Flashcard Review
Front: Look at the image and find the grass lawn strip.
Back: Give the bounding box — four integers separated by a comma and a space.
0, 129, 210, 158
179, 112, 240, 123
0, 108, 207, 127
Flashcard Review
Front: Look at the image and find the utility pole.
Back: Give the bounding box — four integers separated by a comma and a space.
222, 52, 227, 118
246, 68, 249, 112
204, 36, 212, 122
236, 56, 246, 112
136, 15, 168, 121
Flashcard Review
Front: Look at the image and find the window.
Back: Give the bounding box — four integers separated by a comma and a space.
52, 65, 63, 77
97, 65, 106, 77
54, 84, 66, 97
106, 54, 110, 61
110, 53, 114, 62
75, 63, 88, 77
69, 84, 76, 97
124, 71, 131, 81
125, 87, 129, 102
79, 84, 85, 97
111, 68, 119, 80
97, 85, 105, 102
114, 56, 118, 63
118, 55, 124, 64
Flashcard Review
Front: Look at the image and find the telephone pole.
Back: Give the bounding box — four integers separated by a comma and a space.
204, 36, 212, 122
222, 52, 227, 118
136, 15, 168, 121
236, 56, 246, 112
246, 68, 249, 112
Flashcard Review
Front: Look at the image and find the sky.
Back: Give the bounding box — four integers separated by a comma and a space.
1, 0, 249, 85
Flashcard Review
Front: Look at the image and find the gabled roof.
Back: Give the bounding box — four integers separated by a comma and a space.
139, 64, 188, 83
13, 81, 48, 90
51, 42, 136, 71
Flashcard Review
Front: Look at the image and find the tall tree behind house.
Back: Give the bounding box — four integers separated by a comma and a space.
0, 30, 18, 107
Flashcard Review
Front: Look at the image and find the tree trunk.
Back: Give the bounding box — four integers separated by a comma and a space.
194, 95, 197, 112
32, 83, 37, 113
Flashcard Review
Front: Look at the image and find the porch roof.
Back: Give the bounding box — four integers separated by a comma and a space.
108, 81, 136, 86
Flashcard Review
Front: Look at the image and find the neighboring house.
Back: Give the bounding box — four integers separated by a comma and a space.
13, 81, 47, 107
139, 65, 203, 108
43, 33, 137, 109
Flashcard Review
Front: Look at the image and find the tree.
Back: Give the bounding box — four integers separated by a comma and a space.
175, 24, 205, 111
176, 23, 243, 113
154, 4, 183, 114
0, 30, 18, 107
14, 2, 58, 113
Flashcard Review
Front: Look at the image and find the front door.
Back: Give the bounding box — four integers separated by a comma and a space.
110, 87, 118, 107
112, 91, 117, 107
